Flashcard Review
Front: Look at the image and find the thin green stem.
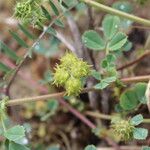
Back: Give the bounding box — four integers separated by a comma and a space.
80, 0, 150, 27
143, 119, 150, 123
6, 75, 150, 106
104, 40, 109, 55
85, 111, 150, 124
1, 117, 6, 132
85, 111, 112, 120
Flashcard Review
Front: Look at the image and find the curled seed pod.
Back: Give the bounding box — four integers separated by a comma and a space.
65, 77, 82, 96
14, 0, 46, 26
112, 120, 135, 141
31, 10, 46, 27
14, 1, 32, 22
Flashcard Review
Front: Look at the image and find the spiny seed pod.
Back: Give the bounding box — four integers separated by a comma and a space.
112, 120, 135, 141
71, 60, 91, 78
60, 53, 78, 67
53, 66, 69, 86
60, 52, 90, 78
65, 78, 82, 96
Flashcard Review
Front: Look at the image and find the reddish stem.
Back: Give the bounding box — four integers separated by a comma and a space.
58, 98, 96, 129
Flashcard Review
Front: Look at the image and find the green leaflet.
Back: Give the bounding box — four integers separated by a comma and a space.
0, 41, 19, 61
0, 62, 10, 73
4, 125, 25, 142
82, 30, 105, 50
49, 0, 59, 15
9, 30, 29, 48
18, 24, 36, 40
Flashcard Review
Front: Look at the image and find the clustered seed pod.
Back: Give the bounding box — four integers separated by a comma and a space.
111, 120, 135, 141
14, 0, 46, 27
53, 53, 91, 96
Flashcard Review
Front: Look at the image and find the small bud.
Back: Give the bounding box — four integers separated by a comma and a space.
112, 120, 135, 141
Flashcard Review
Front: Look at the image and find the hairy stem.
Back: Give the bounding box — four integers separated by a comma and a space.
58, 98, 96, 129
7, 75, 150, 106
121, 75, 150, 83
85, 111, 150, 123
85, 111, 112, 120
80, 0, 150, 26
143, 119, 150, 123
117, 50, 150, 71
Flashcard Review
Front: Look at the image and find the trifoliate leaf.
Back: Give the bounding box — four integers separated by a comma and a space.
82, 30, 105, 50
120, 89, 139, 111
4, 125, 25, 142
120, 83, 147, 110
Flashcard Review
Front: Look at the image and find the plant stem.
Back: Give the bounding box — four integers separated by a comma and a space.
7, 75, 150, 106
59, 99, 119, 149
1, 117, 6, 132
143, 119, 150, 123
117, 50, 150, 71
85, 111, 150, 124
105, 42, 109, 55
58, 98, 96, 129
85, 111, 112, 120
121, 75, 150, 83
7, 92, 65, 106
80, 0, 150, 27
